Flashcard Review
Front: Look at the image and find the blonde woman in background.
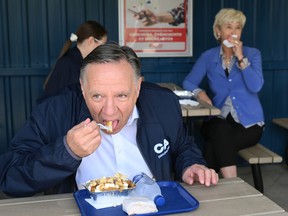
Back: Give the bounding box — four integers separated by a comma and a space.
183, 8, 265, 178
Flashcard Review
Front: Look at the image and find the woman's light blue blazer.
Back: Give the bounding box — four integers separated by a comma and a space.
183, 46, 264, 127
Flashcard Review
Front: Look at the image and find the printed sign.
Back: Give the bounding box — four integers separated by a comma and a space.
118, 0, 192, 57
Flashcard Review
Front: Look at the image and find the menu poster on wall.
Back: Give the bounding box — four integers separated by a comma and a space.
118, 0, 192, 57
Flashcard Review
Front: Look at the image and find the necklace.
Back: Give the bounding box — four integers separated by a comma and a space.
225, 58, 230, 67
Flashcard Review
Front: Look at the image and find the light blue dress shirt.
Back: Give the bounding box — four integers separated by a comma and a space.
76, 106, 153, 188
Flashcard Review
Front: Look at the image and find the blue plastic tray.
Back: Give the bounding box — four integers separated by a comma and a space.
73, 181, 199, 216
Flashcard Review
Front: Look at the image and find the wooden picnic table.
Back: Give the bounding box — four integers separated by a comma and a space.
157, 83, 221, 117
272, 118, 288, 164
0, 177, 287, 216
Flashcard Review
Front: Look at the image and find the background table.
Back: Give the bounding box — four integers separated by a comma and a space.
273, 118, 288, 164
157, 82, 220, 117
0, 177, 287, 216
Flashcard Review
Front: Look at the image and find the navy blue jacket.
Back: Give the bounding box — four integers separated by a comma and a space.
44, 46, 83, 96
0, 82, 206, 197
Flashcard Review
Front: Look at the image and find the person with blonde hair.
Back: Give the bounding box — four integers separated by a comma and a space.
44, 20, 107, 96
183, 8, 265, 178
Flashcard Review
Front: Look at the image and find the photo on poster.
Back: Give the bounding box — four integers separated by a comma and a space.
119, 0, 192, 57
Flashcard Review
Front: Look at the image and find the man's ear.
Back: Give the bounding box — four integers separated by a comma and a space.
136, 77, 142, 97
80, 79, 85, 97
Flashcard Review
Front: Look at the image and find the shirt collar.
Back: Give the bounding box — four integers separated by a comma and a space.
220, 46, 224, 57
219, 46, 236, 58
126, 105, 139, 126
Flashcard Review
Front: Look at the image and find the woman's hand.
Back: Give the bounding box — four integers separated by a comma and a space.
197, 91, 213, 106
229, 36, 244, 60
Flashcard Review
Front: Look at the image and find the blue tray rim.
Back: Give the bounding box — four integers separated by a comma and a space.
73, 180, 199, 216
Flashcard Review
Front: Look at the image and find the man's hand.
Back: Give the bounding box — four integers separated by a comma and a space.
182, 164, 219, 186
66, 118, 102, 158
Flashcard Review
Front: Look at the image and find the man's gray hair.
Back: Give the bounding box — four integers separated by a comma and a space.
80, 44, 141, 83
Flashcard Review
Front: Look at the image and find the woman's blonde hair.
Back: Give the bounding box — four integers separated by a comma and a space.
213, 8, 246, 40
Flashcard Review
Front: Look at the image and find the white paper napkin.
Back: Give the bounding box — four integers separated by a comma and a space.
85, 196, 125, 209
179, 99, 199, 106
122, 197, 158, 215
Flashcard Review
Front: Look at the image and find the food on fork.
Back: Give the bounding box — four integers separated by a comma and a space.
85, 173, 135, 193
105, 121, 113, 132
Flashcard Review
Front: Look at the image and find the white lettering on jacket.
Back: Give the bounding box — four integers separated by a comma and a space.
154, 139, 170, 158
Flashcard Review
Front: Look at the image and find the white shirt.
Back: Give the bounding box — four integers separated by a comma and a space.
75, 106, 152, 189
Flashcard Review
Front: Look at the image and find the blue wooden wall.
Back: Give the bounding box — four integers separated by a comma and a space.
1, 0, 288, 157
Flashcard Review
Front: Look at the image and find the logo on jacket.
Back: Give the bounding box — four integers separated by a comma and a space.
154, 139, 170, 159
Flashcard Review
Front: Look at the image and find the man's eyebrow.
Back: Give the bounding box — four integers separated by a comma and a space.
118, 90, 131, 95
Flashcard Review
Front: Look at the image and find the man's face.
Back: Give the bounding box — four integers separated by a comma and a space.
80, 60, 141, 134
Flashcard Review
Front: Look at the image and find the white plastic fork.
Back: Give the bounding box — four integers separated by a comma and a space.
97, 123, 112, 131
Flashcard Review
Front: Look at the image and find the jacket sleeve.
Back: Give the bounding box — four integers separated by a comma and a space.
182, 52, 208, 91
44, 55, 81, 96
157, 88, 207, 180
0, 99, 81, 197
242, 48, 264, 93
136, 83, 207, 182
173, 107, 207, 180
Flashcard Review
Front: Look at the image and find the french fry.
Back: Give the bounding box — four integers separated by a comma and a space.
105, 121, 113, 132
86, 173, 135, 192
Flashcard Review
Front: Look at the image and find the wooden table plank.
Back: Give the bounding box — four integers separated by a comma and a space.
157, 82, 182, 91
180, 105, 188, 117
180, 196, 286, 216
179, 177, 286, 216
183, 104, 211, 117
0, 195, 80, 216
0, 178, 286, 216
272, 118, 288, 164
157, 83, 221, 117
182, 177, 261, 202
273, 118, 288, 130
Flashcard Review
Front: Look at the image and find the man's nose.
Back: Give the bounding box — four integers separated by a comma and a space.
103, 99, 117, 115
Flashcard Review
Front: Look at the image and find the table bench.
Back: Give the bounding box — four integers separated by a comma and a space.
272, 118, 288, 164
238, 143, 283, 193
272, 118, 288, 130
